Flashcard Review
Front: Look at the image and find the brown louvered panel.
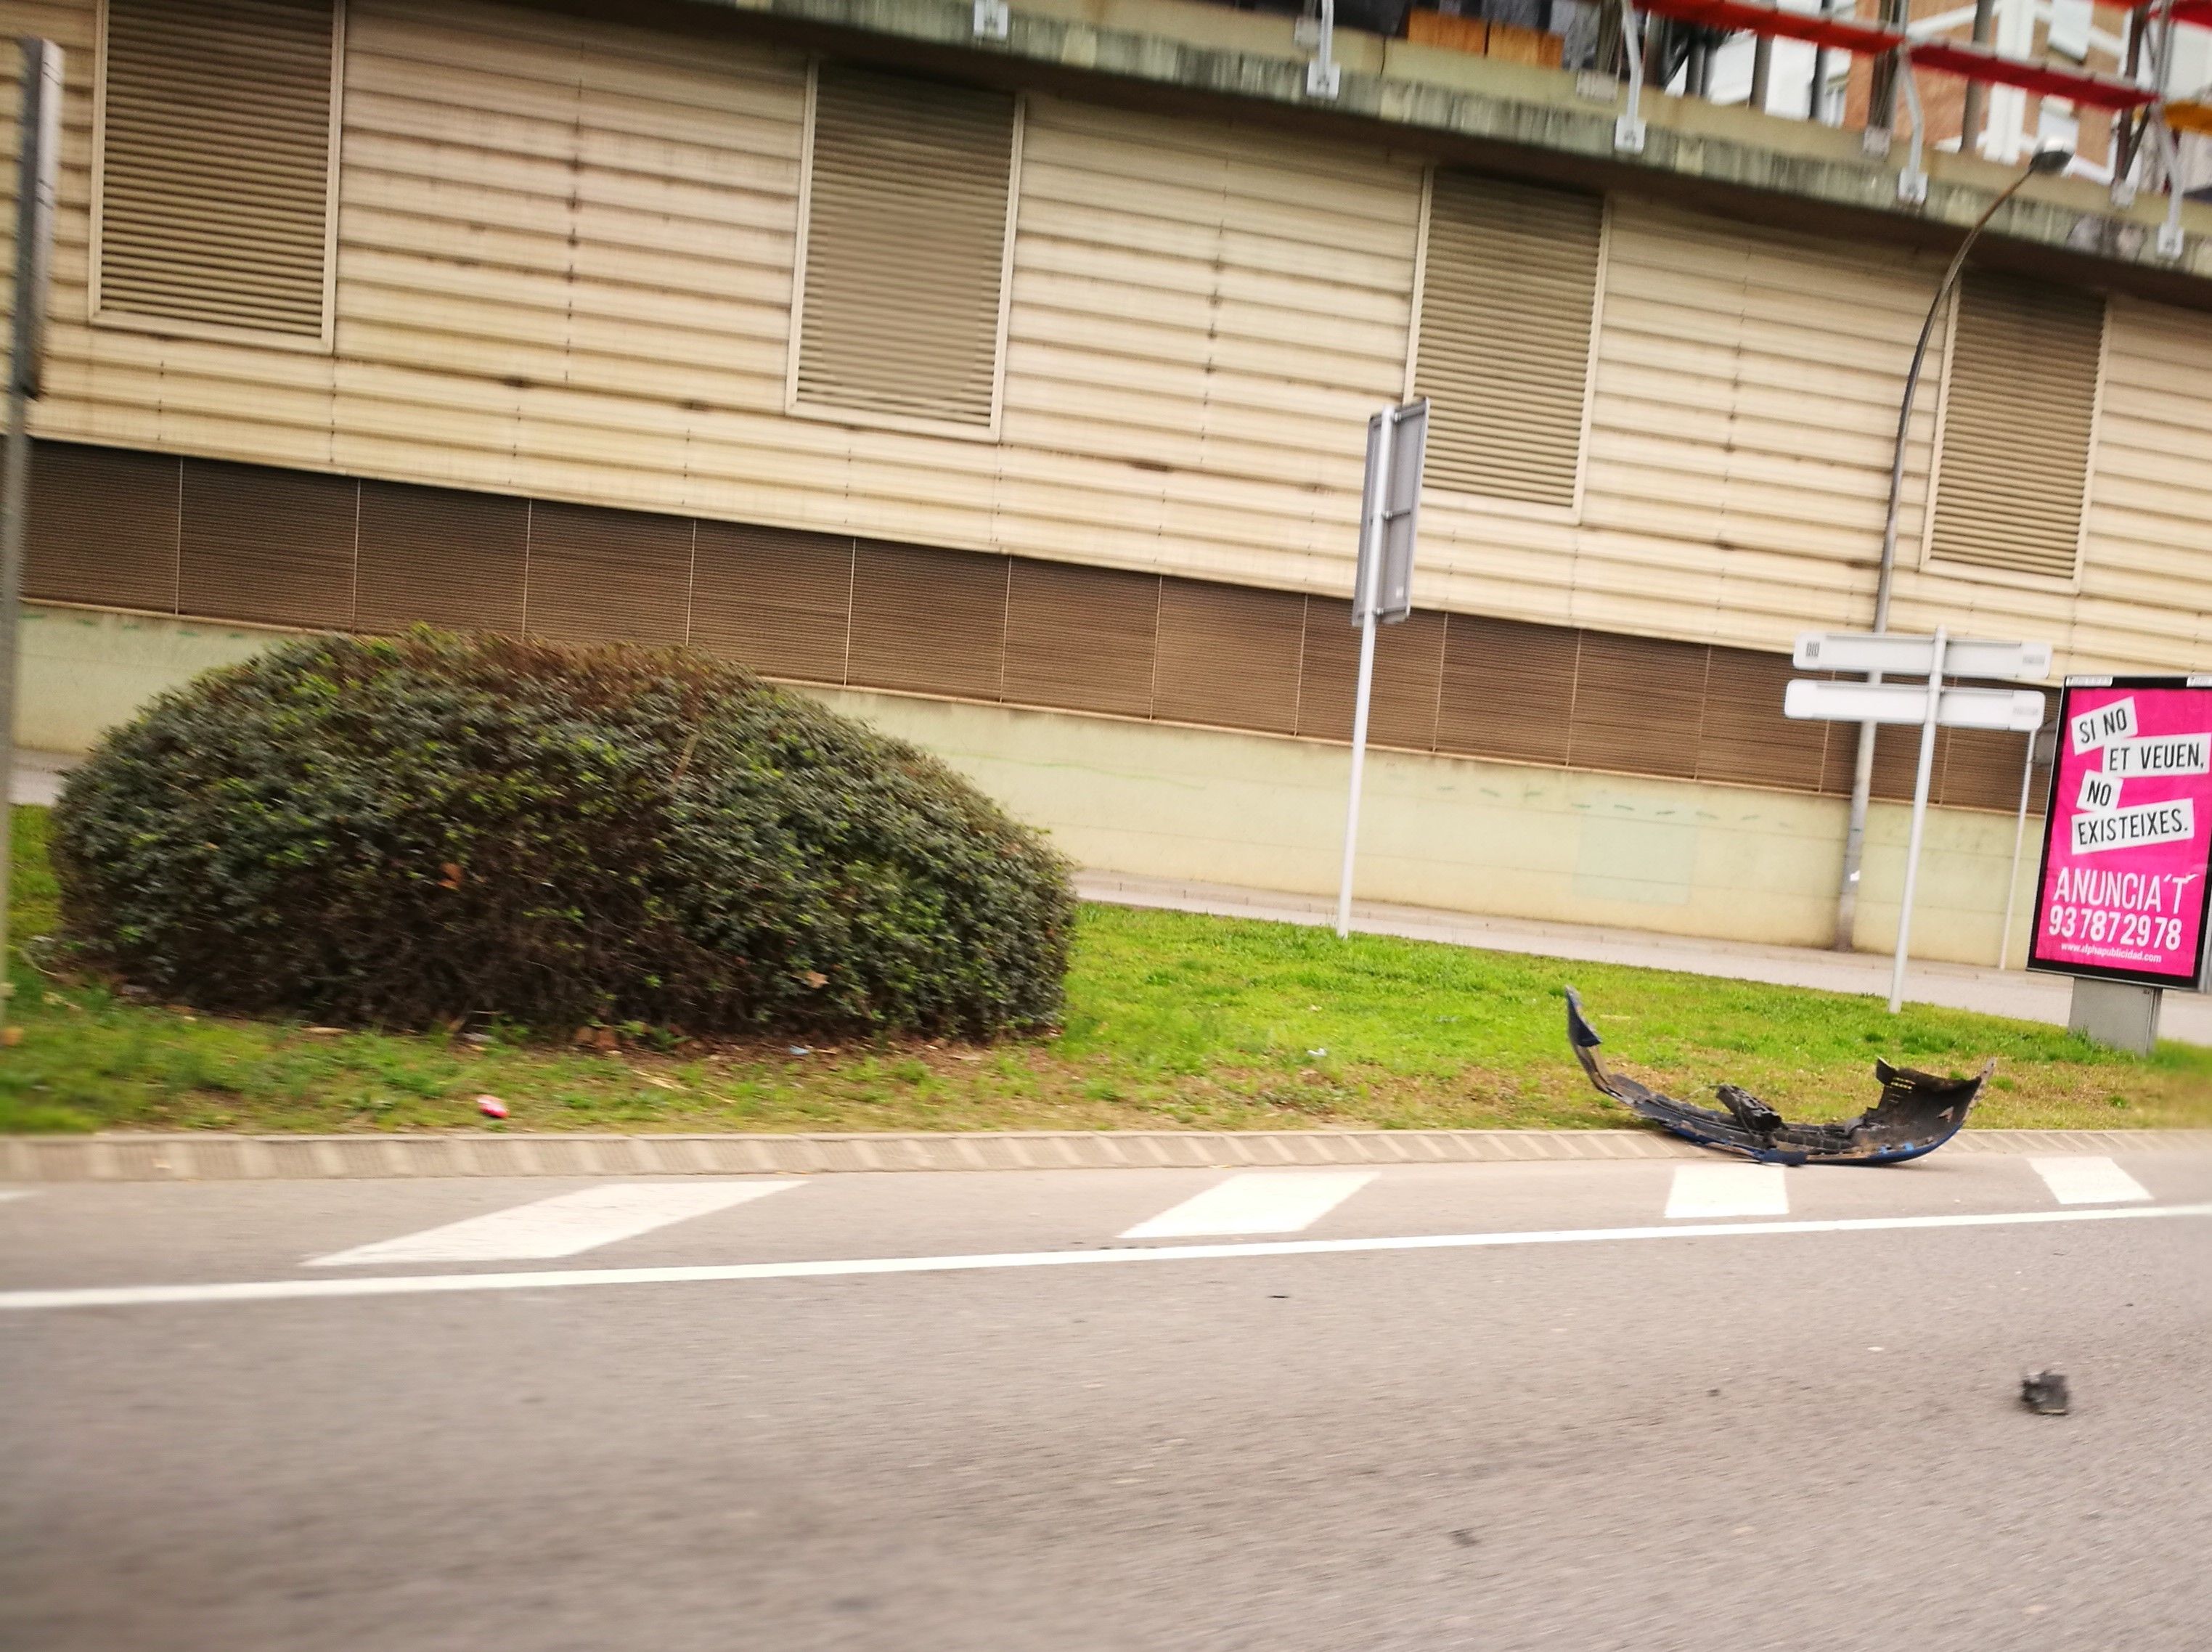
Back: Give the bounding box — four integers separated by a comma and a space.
1434, 613, 1575, 766
1415, 173, 1602, 508
1003, 558, 1159, 718
1868, 723, 1934, 802
1818, 690, 1864, 797
689, 520, 854, 683
355, 481, 526, 635
1569, 631, 1705, 779
1153, 578, 1305, 735
26, 441, 180, 612
1297, 601, 1446, 751
99, 0, 336, 336
523, 502, 690, 647
177, 458, 355, 628
847, 540, 1008, 700
1697, 646, 1827, 791
796, 65, 1016, 427
1938, 721, 2036, 812
1928, 274, 2103, 580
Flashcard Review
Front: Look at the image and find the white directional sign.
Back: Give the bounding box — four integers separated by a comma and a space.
1793, 631, 2051, 682
1788, 626, 2051, 1017
1783, 678, 2046, 732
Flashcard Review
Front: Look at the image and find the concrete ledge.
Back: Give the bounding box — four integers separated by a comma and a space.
3, 1128, 2204, 1181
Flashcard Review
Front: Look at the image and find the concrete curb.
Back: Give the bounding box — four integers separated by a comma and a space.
4, 1128, 2206, 1182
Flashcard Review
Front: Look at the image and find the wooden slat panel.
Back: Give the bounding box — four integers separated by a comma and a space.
1153, 577, 1305, 735
99, 0, 335, 335
1696, 645, 1826, 791
1416, 172, 1601, 507
690, 519, 852, 682
1570, 630, 1705, 778
177, 457, 356, 627
25, 440, 180, 613
355, 479, 526, 634
1003, 557, 1158, 718
1435, 613, 1575, 766
1297, 601, 1446, 751
847, 539, 1007, 699
1929, 273, 2103, 580
523, 500, 690, 646
796, 64, 1014, 426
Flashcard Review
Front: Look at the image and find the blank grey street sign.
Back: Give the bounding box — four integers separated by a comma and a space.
1782, 678, 2046, 732
1793, 631, 2051, 682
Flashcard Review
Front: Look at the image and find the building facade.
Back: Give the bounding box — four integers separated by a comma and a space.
4, 0, 2211, 965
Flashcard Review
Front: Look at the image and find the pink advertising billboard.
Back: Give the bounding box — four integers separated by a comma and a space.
2029, 679, 2212, 990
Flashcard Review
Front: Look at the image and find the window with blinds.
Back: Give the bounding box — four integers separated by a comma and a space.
95, 0, 340, 339
793, 65, 1018, 430
1413, 172, 1603, 510
1927, 274, 2105, 581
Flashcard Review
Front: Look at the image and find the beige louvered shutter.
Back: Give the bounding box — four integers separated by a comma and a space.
1928, 274, 2103, 580
795, 65, 1016, 428
1414, 173, 1601, 509
97, 0, 338, 338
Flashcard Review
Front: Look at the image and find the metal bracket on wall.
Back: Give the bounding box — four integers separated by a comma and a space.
973, 0, 1009, 38
1300, 0, 1342, 97
1616, 0, 1648, 152
1897, 50, 1929, 204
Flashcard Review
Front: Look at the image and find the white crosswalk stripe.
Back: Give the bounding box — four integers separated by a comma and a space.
1665, 1163, 1789, 1219
1119, 1171, 1377, 1240
2028, 1156, 2151, 1206
306, 1181, 797, 1267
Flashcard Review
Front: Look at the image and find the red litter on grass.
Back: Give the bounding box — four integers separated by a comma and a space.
476, 1095, 510, 1119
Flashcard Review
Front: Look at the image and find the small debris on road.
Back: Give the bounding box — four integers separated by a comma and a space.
637, 1074, 681, 1092
475, 1095, 510, 1120
303, 1026, 346, 1036
788, 1046, 813, 1057
2020, 1370, 2070, 1415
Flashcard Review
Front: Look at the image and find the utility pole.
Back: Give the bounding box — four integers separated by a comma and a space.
0, 38, 61, 1030
1831, 146, 2072, 952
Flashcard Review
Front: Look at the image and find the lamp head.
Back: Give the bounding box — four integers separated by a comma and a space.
2026, 147, 2074, 176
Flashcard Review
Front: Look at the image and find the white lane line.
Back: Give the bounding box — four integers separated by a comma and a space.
306, 1181, 796, 1267
10, 1201, 2209, 1313
0, 1190, 30, 1203
1665, 1163, 1788, 1219
2029, 1156, 2152, 1206
1120, 1171, 1377, 1239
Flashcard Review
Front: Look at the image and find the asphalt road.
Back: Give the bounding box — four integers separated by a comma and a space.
7, 1152, 2212, 1652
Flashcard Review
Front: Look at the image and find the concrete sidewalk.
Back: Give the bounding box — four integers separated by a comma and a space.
1074, 870, 2212, 1047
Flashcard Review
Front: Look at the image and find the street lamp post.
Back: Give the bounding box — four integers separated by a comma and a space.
1830, 145, 2073, 953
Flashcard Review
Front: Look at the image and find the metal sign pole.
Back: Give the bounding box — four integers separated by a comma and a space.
1335, 413, 1392, 941
1888, 625, 1948, 1013
0, 38, 60, 1028
1996, 719, 2049, 968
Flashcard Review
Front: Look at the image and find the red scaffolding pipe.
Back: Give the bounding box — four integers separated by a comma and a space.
1634, 0, 2160, 110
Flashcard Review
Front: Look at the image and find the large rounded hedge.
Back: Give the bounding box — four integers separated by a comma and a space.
52, 629, 1073, 1037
